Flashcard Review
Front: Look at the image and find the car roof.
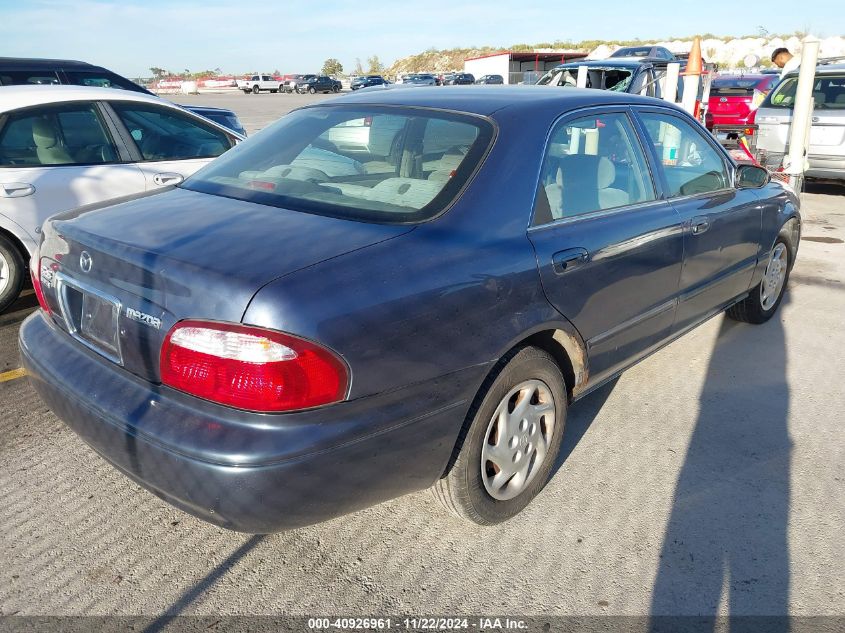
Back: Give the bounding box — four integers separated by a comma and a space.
783, 63, 845, 78
312, 84, 683, 118
0, 56, 95, 69
0, 84, 184, 113
553, 58, 673, 71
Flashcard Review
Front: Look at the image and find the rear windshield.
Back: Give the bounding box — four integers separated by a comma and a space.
182, 105, 495, 223
537, 66, 632, 91
765, 74, 845, 109
711, 78, 759, 96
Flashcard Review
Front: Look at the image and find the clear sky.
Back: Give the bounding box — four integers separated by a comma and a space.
1, 0, 842, 77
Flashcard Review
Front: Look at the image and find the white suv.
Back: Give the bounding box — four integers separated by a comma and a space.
0, 85, 242, 311
756, 62, 845, 181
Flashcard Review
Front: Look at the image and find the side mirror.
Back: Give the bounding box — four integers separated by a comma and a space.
736, 164, 770, 189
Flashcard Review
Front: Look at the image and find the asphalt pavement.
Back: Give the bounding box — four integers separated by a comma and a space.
0, 94, 843, 621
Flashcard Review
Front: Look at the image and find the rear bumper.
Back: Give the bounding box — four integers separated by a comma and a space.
20, 312, 478, 532
807, 155, 845, 180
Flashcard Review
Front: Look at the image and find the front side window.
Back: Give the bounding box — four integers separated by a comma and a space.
183, 106, 495, 223
638, 111, 730, 197
533, 111, 656, 225
110, 102, 232, 161
0, 103, 117, 167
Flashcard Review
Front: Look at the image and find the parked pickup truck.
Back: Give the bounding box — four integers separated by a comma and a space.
237, 74, 285, 94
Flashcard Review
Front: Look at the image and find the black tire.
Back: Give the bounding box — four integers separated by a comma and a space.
433, 346, 567, 525
332, 84, 340, 93
252, 85, 260, 94
0, 234, 25, 314
308, 86, 316, 94
727, 232, 794, 324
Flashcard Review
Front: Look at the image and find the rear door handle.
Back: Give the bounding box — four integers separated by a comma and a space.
691, 217, 711, 235
1, 182, 35, 198
552, 248, 590, 274
152, 172, 184, 187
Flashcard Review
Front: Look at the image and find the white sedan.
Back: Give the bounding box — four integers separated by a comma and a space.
0, 85, 243, 311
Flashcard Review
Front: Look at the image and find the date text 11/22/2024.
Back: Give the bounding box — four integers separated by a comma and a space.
307, 617, 529, 630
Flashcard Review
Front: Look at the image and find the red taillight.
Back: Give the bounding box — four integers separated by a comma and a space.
30, 258, 51, 315
160, 320, 348, 412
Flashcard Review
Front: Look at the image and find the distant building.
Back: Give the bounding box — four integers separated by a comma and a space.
463, 50, 587, 85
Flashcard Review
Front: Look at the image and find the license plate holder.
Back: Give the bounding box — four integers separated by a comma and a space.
57, 275, 122, 364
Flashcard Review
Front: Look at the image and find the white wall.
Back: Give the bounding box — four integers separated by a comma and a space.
464, 54, 510, 83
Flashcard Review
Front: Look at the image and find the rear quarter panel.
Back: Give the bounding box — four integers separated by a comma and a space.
242, 103, 576, 400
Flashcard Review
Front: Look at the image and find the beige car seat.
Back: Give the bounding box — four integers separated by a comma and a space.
32, 117, 73, 165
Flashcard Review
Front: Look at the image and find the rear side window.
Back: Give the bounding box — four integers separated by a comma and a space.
765, 74, 845, 109
64, 69, 147, 93
183, 106, 495, 223
0, 103, 117, 167
638, 111, 730, 197
0, 70, 60, 85
533, 112, 656, 225
110, 102, 232, 161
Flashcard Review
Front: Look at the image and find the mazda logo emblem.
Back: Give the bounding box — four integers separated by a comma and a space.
79, 251, 93, 273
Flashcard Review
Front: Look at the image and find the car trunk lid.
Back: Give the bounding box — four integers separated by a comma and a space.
39, 187, 412, 382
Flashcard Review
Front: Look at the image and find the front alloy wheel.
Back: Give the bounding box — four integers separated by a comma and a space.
727, 233, 793, 324
760, 242, 788, 311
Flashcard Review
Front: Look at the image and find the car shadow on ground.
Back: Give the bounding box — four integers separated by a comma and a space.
549, 378, 618, 478
650, 301, 791, 627
804, 180, 845, 196
142, 535, 265, 633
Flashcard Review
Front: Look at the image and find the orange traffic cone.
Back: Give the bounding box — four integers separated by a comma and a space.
684, 36, 703, 76
683, 36, 704, 118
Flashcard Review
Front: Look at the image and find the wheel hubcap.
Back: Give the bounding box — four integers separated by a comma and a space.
480, 379, 556, 501
760, 243, 788, 310
0, 251, 9, 296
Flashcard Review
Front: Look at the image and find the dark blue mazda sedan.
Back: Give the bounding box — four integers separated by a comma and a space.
20, 87, 800, 532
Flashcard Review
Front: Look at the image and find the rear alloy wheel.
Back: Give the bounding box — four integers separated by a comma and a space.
0, 234, 25, 313
433, 346, 566, 525
308, 86, 316, 94
727, 235, 792, 324
252, 85, 260, 94
332, 84, 340, 93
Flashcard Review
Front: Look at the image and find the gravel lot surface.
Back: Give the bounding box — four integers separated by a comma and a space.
1, 93, 843, 620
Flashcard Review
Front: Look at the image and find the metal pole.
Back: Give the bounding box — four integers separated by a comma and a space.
664, 63, 680, 103
785, 39, 820, 190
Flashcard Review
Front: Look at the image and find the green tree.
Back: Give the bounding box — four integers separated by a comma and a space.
149, 67, 168, 79
367, 55, 384, 74
322, 58, 344, 76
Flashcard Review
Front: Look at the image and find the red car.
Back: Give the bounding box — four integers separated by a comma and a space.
706, 74, 779, 129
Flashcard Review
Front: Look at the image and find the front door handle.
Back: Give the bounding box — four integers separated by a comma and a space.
552, 248, 590, 274
152, 172, 184, 187
691, 217, 711, 235
1, 182, 36, 198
